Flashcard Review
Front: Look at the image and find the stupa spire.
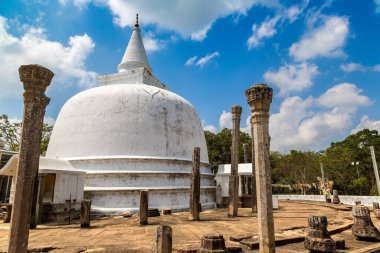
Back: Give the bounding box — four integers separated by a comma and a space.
117, 14, 152, 73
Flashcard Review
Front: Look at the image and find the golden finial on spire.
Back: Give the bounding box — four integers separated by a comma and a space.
135, 13, 139, 28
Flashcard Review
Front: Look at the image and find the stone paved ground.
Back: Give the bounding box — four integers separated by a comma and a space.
0, 200, 379, 252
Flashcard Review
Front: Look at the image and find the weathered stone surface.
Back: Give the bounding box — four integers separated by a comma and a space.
355, 201, 361, 205
304, 215, 335, 252
332, 236, 345, 249
8, 64, 53, 253
148, 208, 160, 217
230, 234, 255, 242
245, 84, 275, 253
162, 208, 171, 215
156, 224, 172, 253
4, 204, 12, 223
228, 105, 241, 218
200, 233, 227, 253
373, 202, 380, 210
374, 209, 380, 219
140, 190, 148, 225
332, 190, 340, 204
189, 147, 201, 221
80, 200, 91, 228
352, 206, 380, 239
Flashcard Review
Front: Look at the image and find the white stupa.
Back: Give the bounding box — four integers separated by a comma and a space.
45, 15, 216, 213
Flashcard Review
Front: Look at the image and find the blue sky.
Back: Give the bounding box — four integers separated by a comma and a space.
0, 0, 380, 152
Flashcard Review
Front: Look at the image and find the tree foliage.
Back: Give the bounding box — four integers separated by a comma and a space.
0, 114, 53, 154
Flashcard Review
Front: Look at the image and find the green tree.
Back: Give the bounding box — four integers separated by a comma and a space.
0, 114, 53, 155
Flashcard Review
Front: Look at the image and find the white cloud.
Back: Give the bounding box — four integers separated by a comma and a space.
204, 125, 218, 133
351, 116, 380, 134
340, 62, 365, 72
289, 15, 349, 61
375, 0, 380, 13
247, 2, 307, 49
270, 83, 371, 151
373, 64, 380, 72
263, 62, 319, 95
186, 52, 220, 68
60, 0, 280, 41
185, 56, 198, 66
0, 16, 97, 98
219, 111, 232, 129
142, 32, 165, 52
317, 83, 371, 108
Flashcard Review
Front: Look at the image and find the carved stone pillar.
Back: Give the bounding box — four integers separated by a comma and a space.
228, 105, 241, 217
245, 84, 275, 253
243, 143, 250, 163
304, 215, 335, 252
8, 65, 53, 253
156, 224, 172, 253
332, 190, 340, 204
189, 147, 201, 221
352, 206, 380, 239
250, 124, 257, 213
80, 200, 91, 228
200, 234, 227, 253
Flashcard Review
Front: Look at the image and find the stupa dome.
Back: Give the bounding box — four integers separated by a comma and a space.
46, 84, 209, 162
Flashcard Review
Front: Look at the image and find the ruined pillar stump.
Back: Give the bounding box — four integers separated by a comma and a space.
8, 65, 53, 253
304, 215, 335, 252
80, 200, 91, 228
352, 206, 380, 239
228, 105, 242, 217
156, 225, 172, 253
245, 84, 275, 253
332, 190, 340, 204
189, 147, 201, 221
140, 190, 148, 225
4, 204, 12, 223
200, 234, 227, 253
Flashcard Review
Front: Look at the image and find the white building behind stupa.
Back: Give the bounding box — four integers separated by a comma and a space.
44, 15, 216, 213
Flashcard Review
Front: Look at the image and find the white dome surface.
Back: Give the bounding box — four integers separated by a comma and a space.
46, 84, 209, 162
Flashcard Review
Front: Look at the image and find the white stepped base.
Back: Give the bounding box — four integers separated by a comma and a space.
85, 187, 216, 214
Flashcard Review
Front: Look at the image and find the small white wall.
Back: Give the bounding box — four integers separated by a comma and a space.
276, 195, 380, 206
53, 174, 84, 203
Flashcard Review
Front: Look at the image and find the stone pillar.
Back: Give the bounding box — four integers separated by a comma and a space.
243, 143, 250, 163
36, 175, 46, 224
352, 206, 380, 239
140, 190, 148, 225
189, 147, 201, 221
373, 202, 379, 210
332, 190, 340, 204
4, 204, 12, 223
250, 125, 257, 213
7, 65, 53, 253
228, 105, 241, 217
156, 225, 172, 253
355, 200, 361, 205
304, 215, 335, 252
200, 234, 227, 253
30, 176, 40, 229
245, 84, 275, 253
80, 200, 91, 228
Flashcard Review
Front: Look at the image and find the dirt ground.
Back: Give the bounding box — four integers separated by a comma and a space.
1, 200, 380, 252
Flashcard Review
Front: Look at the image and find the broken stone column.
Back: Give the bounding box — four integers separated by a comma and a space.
140, 190, 148, 225
200, 234, 227, 253
80, 200, 91, 228
228, 105, 241, 217
250, 125, 257, 213
8, 65, 53, 253
4, 204, 12, 223
304, 215, 335, 252
332, 190, 340, 204
243, 143, 250, 163
352, 206, 380, 239
245, 84, 275, 253
156, 224, 172, 253
189, 147, 201, 221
